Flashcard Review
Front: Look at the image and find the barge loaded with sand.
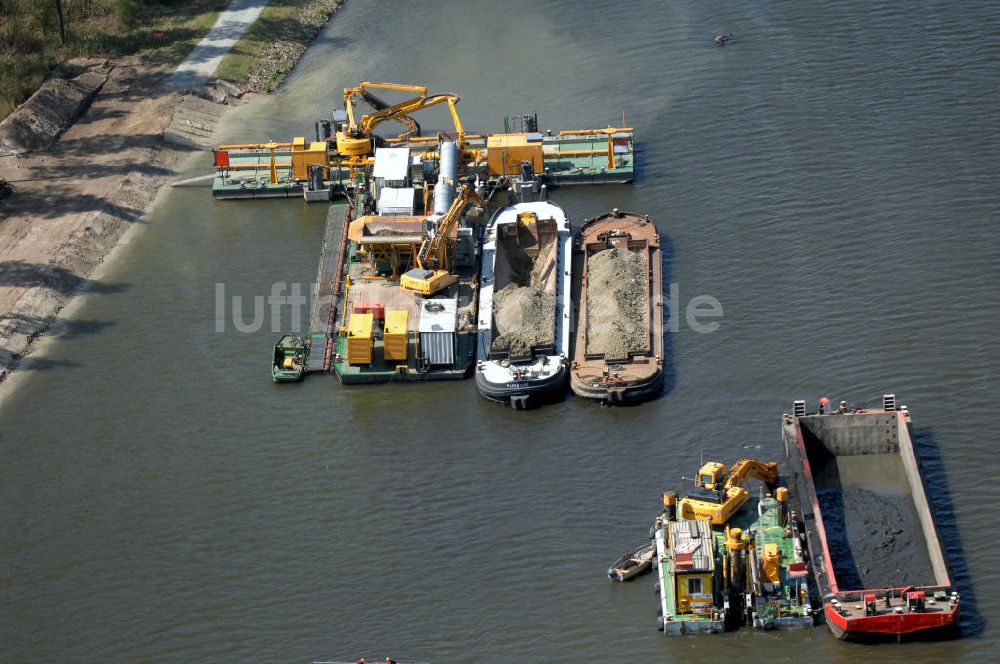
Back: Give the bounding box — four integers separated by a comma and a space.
475, 201, 571, 408
211, 80, 638, 387
782, 394, 960, 642
570, 210, 663, 404
651, 459, 815, 634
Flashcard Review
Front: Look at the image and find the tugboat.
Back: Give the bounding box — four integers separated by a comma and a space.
475, 201, 571, 409
652, 459, 815, 634
782, 394, 960, 642
570, 210, 663, 405
271, 334, 307, 382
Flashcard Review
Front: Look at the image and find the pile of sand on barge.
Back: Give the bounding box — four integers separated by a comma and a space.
490, 230, 557, 356
586, 247, 648, 359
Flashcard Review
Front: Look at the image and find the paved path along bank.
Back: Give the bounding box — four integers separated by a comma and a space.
170, 0, 271, 91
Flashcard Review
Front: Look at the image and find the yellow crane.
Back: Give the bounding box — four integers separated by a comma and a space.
678, 458, 779, 525
400, 185, 485, 296
336, 81, 465, 163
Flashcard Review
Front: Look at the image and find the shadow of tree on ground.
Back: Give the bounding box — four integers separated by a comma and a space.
0, 260, 128, 296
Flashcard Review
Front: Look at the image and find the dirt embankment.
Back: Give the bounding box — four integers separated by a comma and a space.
0, 58, 218, 386
0, 59, 113, 154
0, 2, 343, 391
585, 247, 648, 360
490, 228, 556, 356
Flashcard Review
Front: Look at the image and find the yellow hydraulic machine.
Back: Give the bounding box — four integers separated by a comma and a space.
678, 458, 779, 525
399, 185, 486, 296
335, 81, 465, 171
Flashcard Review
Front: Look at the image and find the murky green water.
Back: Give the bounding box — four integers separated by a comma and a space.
2, 0, 998, 661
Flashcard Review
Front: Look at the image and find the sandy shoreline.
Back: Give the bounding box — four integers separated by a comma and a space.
0, 2, 343, 405
0, 58, 214, 391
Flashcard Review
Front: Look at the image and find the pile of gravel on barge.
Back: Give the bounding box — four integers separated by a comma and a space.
585, 247, 648, 359
570, 210, 663, 405
476, 201, 572, 409
490, 224, 557, 356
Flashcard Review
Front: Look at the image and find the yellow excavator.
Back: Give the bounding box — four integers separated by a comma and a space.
335, 81, 465, 165
400, 185, 486, 296
678, 458, 779, 525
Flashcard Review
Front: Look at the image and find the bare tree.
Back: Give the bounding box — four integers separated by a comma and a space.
54, 0, 66, 45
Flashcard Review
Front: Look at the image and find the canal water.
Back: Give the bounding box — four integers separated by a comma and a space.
2, 0, 998, 661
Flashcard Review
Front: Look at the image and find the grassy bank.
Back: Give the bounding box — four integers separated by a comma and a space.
0, 0, 227, 119
214, 0, 342, 92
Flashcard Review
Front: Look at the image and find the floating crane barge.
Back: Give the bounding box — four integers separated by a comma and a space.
212, 82, 636, 385
651, 459, 815, 634
211, 132, 634, 200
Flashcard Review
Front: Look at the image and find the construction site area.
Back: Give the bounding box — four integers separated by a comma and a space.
240, 80, 642, 396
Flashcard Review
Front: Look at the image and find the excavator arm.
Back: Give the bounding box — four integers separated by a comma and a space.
679, 458, 781, 526
418, 185, 485, 270
723, 459, 778, 491
400, 185, 485, 296
343, 82, 427, 135
337, 81, 464, 158
360, 93, 462, 141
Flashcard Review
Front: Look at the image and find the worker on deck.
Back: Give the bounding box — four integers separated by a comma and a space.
819, 396, 830, 414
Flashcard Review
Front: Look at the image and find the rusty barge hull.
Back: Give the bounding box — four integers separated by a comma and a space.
569, 211, 663, 405
781, 396, 960, 642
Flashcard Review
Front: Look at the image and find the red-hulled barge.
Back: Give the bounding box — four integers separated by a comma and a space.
782, 394, 959, 642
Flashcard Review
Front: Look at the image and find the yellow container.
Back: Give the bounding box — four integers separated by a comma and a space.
291, 139, 329, 181
347, 312, 374, 365
486, 133, 544, 176
383, 309, 408, 361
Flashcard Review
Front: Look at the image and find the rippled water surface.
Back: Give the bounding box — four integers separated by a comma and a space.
2, 0, 998, 661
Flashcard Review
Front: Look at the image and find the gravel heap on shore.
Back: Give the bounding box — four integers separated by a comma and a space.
586, 247, 648, 359
247, 0, 345, 93
0, 59, 111, 153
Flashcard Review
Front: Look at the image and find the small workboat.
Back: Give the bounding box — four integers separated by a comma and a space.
272, 334, 307, 382
607, 542, 655, 582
